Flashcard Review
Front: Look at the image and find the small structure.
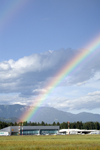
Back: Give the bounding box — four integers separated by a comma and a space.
0, 126, 59, 136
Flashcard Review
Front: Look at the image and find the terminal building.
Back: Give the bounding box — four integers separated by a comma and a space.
0, 126, 59, 136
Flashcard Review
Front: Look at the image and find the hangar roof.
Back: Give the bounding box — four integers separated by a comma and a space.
0, 126, 59, 133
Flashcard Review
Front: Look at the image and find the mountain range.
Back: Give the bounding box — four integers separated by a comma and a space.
0, 104, 100, 123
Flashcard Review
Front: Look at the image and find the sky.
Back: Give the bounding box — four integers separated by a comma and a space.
0, 0, 100, 115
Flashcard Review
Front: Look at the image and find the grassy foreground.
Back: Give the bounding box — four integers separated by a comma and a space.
0, 135, 100, 150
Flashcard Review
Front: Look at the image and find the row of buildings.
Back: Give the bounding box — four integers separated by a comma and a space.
0, 126, 100, 136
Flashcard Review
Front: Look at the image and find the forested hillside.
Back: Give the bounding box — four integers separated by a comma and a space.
0, 121, 100, 130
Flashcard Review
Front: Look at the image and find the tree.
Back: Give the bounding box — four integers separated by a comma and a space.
95, 122, 99, 130
23, 121, 28, 126
41, 121, 45, 126
60, 122, 67, 129
76, 121, 83, 129
53, 122, 56, 126
57, 122, 60, 126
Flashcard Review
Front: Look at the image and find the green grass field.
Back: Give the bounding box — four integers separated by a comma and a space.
0, 135, 100, 150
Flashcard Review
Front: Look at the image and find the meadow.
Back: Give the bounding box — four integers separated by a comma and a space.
0, 135, 100, 150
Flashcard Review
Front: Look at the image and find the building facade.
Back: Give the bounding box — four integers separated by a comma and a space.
0, 126, 59, 136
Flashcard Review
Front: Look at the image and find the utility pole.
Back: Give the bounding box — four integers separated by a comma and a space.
22, 122, 23, 136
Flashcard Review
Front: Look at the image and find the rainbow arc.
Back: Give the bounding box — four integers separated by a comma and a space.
21, 35, 100, 122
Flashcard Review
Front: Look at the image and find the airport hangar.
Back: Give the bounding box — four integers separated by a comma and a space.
59, 129, 100, 135
0, 126, 59, 136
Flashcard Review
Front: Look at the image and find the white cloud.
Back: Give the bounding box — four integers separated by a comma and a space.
0, 48, 100, 108
32, 88, 47, 95
49, 91, 100, 111
0, 61, 10, 70
88, 91, 100, 96
0, 49, 77, 94
77, 81, 87, 86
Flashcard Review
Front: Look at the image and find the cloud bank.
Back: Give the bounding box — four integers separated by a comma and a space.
0, 48, 100, 111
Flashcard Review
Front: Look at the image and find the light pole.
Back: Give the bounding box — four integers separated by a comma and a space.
68, 121, 70, 135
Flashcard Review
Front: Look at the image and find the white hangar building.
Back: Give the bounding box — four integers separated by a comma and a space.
59, 129, 100, 135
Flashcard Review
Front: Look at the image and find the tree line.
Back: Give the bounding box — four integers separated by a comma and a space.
0, 121, 100, 130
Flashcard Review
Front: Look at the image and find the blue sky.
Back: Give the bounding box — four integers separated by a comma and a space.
0, 0, 100, 114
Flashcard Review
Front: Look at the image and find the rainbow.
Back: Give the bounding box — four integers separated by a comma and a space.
21, 35, 100, 122
0, 0, 28, 33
